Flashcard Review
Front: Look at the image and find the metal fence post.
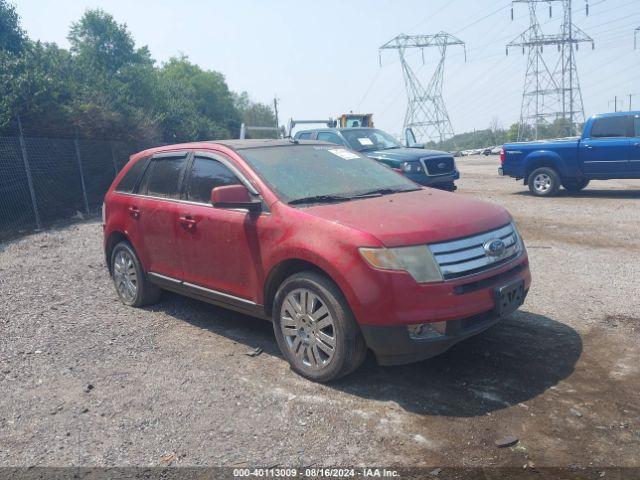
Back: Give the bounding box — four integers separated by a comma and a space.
17, 115, 42, 230
109, 141, 119, 177
74, 137, 90, 214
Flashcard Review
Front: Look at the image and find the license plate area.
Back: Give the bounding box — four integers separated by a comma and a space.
494, 279, 525, 317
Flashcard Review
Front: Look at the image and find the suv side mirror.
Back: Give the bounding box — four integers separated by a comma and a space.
211, 185, 262, 212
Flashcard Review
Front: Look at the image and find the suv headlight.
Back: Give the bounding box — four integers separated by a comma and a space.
401, 161, 423, 173
359, 245, 443, 283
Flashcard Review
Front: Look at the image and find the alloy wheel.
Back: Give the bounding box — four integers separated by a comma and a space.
533, 173, 552, 193
280, 288, 336, 370
113, 249, 138, 303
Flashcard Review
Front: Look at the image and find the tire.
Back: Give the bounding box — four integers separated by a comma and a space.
272, 271, 367, 382
110, 241, 161, 307
528, 167, 561, 197
562, 179, 590, 193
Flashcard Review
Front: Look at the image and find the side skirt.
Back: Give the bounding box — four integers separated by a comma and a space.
147, 272, 269, 320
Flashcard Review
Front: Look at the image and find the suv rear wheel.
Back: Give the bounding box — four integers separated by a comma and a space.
528, 167, 560, 197
272, 271, 367, 382
111, 241, 161, 307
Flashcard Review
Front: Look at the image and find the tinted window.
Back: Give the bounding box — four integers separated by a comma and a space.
115, 157, 148, 193
317, 132, 346, 146
590, 117, 629, 138
186, 157, 240, 203
297, 132, 312, 140
634, 117, 640, 137
143, 156, 186, 199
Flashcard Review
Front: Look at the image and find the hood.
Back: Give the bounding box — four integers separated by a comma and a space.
364, 147, 451, 165
302, 189, 511, 247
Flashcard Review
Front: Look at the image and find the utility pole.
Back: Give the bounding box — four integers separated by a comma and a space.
273, 96, 280, 131
608, 96, 619, 112
507, 0, 594, 140
379, 33, 466, 144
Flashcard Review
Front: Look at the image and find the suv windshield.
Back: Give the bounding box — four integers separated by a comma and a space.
240, 145, 419, 204
341, 129, 402, 152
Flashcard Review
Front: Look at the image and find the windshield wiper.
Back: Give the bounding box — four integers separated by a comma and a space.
288, 194, 351, 205
348, 187, 419, 199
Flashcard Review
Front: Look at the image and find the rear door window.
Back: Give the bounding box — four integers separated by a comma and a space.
140, 155, 187, 199
185, 157, 241, 204
590, 117, 630, 138
634, 116, 640, 137
297, 132, 312, 140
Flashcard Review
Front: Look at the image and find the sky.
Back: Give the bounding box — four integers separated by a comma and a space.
12, 0, 640, 139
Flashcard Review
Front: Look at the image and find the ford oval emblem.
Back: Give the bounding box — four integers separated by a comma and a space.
484, 239, 506, 257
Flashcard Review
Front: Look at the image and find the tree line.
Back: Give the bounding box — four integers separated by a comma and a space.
426, 117, 581, 151
0, 1, 276, 142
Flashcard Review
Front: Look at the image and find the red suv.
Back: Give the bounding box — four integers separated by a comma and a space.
103, 139, 531, 382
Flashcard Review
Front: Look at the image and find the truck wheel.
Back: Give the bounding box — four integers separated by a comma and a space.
562, 179, 590, 193
272, 271, 367, 383
111, 241, 161, 307
528, 167, 560, 197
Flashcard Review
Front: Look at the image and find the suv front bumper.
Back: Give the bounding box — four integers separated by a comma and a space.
359, 299, 526, 366
405, 170, 459, 190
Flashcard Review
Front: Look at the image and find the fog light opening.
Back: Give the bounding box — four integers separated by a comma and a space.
407, 321, 447, 340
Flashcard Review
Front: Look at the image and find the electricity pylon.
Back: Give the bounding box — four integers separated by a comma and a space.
507, 0, 594, 140
379, 33, 465, 144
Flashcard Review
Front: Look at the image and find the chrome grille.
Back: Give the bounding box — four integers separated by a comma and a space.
429, 223, 521, 280
420, 156, 455, 176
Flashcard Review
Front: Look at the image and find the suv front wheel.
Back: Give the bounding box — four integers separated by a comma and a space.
272, 272, 367, 382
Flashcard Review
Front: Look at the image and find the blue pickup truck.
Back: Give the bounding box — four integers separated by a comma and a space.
500, 112, 640, 196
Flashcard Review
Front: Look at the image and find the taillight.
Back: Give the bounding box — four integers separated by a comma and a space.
499, 148, 506, 165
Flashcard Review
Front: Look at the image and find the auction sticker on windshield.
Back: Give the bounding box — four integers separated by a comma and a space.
357, 137, 374, 146
328, 148, 360, 160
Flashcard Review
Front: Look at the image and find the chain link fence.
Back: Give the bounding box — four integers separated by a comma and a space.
0, 135, 157, 240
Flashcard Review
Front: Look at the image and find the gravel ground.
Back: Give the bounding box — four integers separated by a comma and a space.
1, 155, 639, 468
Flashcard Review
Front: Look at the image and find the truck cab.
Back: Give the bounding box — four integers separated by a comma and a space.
294, 127, 459, 191
500, 112, 640, 196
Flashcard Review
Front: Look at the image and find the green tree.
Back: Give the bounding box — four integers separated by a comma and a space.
0, 0, 25, 54
156, 55, 240, 142
234, 92, 277, 138
66, 9, 159, 140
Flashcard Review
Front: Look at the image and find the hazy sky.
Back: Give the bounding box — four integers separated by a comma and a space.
13, 0, 640, 138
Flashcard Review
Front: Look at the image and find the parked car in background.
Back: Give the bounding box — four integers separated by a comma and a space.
482, 147, 492, 156
491, 146, 502, 155
103, 139, 531, 382
293, 127, 459, 191
500, 112, 640, 196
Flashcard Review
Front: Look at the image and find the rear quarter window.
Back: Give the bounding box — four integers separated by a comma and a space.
115, 157, 149, 193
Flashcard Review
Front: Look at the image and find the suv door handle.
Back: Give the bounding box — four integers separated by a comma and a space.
584, 144, 593, 149
634, 142, 640, 147
128, 206, 140, 219
178, 215, 197, 231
